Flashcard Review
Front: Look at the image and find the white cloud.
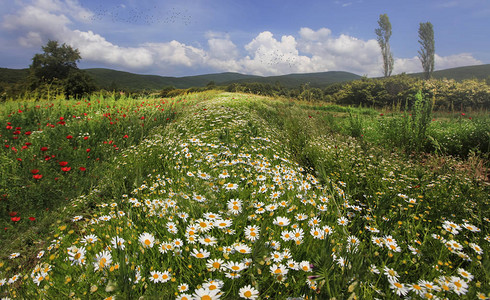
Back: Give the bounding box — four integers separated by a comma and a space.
1, 1, 483, 77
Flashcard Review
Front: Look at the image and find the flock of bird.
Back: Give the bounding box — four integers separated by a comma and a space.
255, 47, 298, 68
83, 4, 192, 26
79, 3, 298, 69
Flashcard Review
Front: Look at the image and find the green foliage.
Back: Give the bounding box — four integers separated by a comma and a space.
418, 22, 435, 80
375, 14, 394, 77
28, 40, 95, 98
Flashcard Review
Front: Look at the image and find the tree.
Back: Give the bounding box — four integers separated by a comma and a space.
30, 40, 81, 83
29, 40, 95, 97
418, 22, 435, 79
375, 14, 394, 77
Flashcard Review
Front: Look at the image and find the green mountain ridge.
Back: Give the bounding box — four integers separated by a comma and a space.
1, 64, 489, 91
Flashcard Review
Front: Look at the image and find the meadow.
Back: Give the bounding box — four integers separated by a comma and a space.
0, 91, 488, 299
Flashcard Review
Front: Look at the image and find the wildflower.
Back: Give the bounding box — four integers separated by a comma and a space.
322, 225, 333, 236
369, 264, 380, 274
149, 271, 162, 283
457, 268, 473, 281
32, 272, 48, 286
418, 280, 441, 292
37, 251, 45, 259
299, 261, 312, 272
178, 283, 189, 293
234, 244, 252, 254
192, 287, 221, 300
93, 250, 112, 271
159, 270, 171, 283
215, 219, 232, 229
407, 283, 426, 296
450, 276, 468, 295
176, 294, 192, 300
225, 183, 238, 190
469, 242, 483, 254
383, 266, 399, 281
273, 216, 290, 227
67, 246, 86, 266
270, 264, 288, 276
389, 279, 409, 296
8, 274, 20, 284
239, 285, 259, 299
271, 251, 284, 262
462, 223, 480, 232
9, 252, 20, 259
225, 261, 246, 273
191, 248, 210, 259
139, 232, 155, 248
81, 234, 98, 244
207, 258, 225, 271
337, 216, 349, 226
72, 216, 83, 222
244, 225, 260, 241
111, 236, 126, 250
199, 235, 218, 247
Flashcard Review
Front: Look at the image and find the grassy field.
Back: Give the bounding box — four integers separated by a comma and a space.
0, 91, 488, 299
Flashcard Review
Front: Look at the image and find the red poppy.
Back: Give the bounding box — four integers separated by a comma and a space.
461, 113, 466, 116
31, 169, 40, 174
29, 217, 36, 221
6, 125, 12, 130
123, 135, 129, 138
33, 174, 43, 179
11, 216, 20, 222
59, 161, 68, 167
83, 136, 89, 140
24, 131, 32, 135
380, 113, 384, 116
86, 148, 91, 152
61, 167, 71, 172
79, 167, 86, 171
9, 211, 17, 217
40, 147, 48, 151
66, 135, 73, 139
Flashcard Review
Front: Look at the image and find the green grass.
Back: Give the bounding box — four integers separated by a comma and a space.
0, 91, 488, 299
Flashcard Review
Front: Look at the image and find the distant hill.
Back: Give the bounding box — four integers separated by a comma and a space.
410, 64, 490, 81
1, 64, 488, 91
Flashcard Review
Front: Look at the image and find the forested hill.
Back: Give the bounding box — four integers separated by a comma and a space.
1, 64, 489, 91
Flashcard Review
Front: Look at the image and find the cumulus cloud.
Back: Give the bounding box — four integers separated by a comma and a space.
1, 0, 483, 76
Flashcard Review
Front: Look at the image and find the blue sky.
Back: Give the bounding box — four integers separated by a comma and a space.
0, 0, 489, 77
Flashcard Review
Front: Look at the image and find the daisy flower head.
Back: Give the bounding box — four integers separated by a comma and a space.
234, 243, 252, 254
93, 250, 112, 271
139, 232, 155, 248
337, 216, 349, 226
111, 236, 126, 250
273, 216, 290, 227
203, 279, 224, 291
299, 261, 312, 272
176, 294, 192, 300
239, 285, 259, 299
206, 258, 225, 271
9, 252, 20, 260
457, 268, 473, 281
389, 278, 409, 297
383, 266, 399, 281
244, 225, 260, 241
450, 276, 468, 295
191, 248, 210, 259
178, 283, 189, 293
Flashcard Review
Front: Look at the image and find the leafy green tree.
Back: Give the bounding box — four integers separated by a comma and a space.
418, 22, 435, 79
30, 40, 81, 83
29, 40, 95, 97
375, 14, 394, 77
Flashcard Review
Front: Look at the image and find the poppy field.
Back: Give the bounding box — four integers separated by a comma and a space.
0, 91, 488, 299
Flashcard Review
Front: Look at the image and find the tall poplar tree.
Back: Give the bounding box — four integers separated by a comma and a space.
375, 14, 394, 77
418, 22, 435, 79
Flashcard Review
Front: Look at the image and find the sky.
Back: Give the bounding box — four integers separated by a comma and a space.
0, 0, 489, 77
